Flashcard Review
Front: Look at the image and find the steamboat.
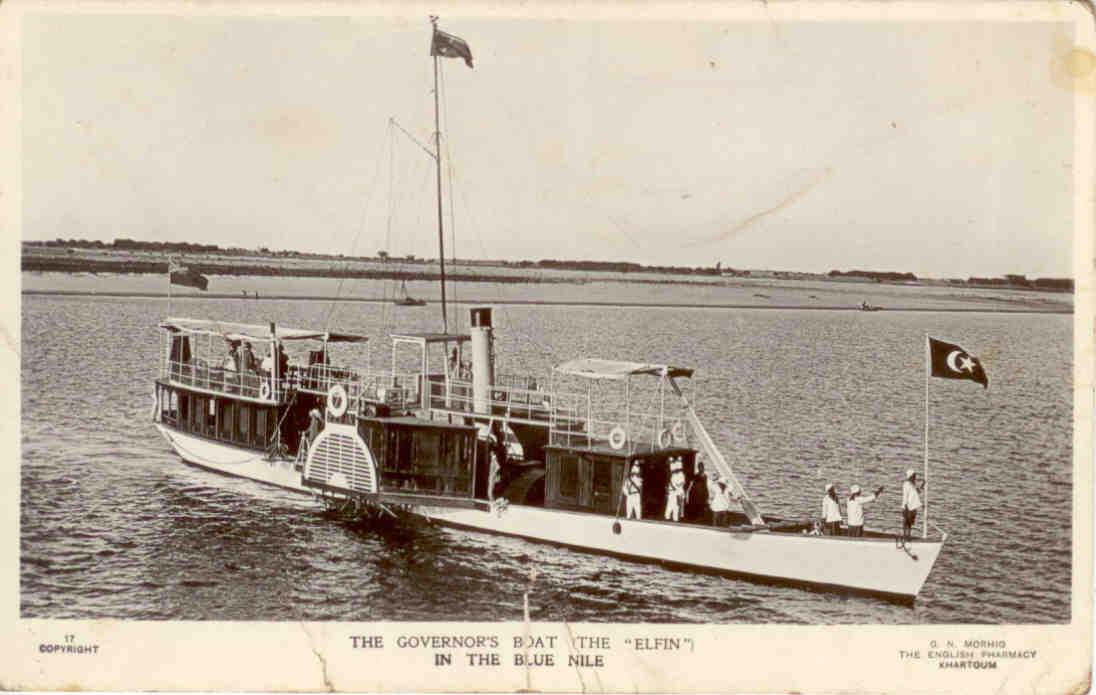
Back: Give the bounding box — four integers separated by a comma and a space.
152, 18, 945, 603
154, 303, 945, 602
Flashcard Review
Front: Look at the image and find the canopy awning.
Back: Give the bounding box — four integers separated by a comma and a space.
391, 332, 471, 345
553, 358, 694, 380
160, 317, 369, 344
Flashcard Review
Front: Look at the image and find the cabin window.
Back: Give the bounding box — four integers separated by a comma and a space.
385, 428, 414, 473
178, 392, 190, 430
559, 455, 579, 500
237, 404, 251, 445
219, 400, 234, 440
413, 430, 441, 471
451, 434, 473, 493
206, 398, 217, 435
188, 395, 201, 433
412, 431, 442, 491
255, 409, 267, 447
592, 460, 614, 512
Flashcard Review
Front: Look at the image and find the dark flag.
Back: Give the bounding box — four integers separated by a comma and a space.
432, 28, 473, 68
929, 337, 988, 388
169, 259, 209, 291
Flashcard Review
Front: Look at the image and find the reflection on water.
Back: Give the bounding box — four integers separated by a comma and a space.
21, 292, 1072, 623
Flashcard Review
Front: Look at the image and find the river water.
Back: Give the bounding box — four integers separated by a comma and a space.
20, 287, 1073, 623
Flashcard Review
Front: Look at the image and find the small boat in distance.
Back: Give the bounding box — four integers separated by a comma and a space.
860, 300, 883, 311
394, 279, 427, 307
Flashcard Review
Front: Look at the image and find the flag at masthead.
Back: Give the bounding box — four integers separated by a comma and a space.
431, 27, 473, 68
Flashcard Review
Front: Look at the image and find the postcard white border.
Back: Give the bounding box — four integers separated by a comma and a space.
1, 1, 1092, 692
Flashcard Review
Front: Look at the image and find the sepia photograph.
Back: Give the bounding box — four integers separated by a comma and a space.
5, 1, 1093, 692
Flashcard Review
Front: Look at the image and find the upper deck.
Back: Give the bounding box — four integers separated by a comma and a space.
157, 317, 699, 460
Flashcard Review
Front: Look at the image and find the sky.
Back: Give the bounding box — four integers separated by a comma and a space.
21, 12, 1079, 278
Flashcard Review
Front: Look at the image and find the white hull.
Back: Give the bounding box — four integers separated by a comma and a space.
411, 503, 945, 600
155, 424, 310, 494
155, 424, 943, 600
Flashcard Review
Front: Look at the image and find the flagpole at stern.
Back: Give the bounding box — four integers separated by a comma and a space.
923, 334, 929, 539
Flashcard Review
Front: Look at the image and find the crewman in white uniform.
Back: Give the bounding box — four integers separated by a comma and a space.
664, 458, 686, 521
708, 474, 731, 527
846, 484, 883, 537
821, 483, 843, 535
901, 469, 923, 540
623, 462, 643, 520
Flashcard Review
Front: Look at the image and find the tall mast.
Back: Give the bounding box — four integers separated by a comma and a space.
431, 16, 449, 334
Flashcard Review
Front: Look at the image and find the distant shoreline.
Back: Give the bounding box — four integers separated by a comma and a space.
21, 246, 1074, 293
20, 289, 1074, 314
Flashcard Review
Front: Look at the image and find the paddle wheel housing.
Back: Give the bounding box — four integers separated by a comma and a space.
302, 423, 379, 495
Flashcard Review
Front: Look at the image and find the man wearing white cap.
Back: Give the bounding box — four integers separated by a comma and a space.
623, 462, 643, 520
846, 483, 884, 537
664, 457, 686, 521
901, 469, 924, 540
708, 474, 731, 527
305, 407, 324, 450
821, 483, 842, 535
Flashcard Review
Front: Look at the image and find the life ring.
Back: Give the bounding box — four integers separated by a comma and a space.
259, 380, 272, 400
492, 390, 508, 403
608, 426, 627, 451
657, 428, 673, 449
327, 384, 348, 417
671, 421, 687, 443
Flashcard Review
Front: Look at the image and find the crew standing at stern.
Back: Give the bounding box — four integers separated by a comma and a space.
822, 483, 843, 535
664, 458, 686, 521
901, 469, 924, 540
846, 484, 883, 537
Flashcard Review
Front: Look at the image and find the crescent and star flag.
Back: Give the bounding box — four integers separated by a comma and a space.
929, 337, 988, 388
168, 259, 209, 291
431, 28, 473, 68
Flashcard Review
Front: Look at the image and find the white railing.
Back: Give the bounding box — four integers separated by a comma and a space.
426, 377, 556, 422
161, 359, 422, 412
163, 358, 284, 402
548, 390, 687, 453
360, 370, 422, 410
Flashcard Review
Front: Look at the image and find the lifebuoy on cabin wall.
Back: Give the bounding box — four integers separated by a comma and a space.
657, 428, 673, 449
327, 384, 349, 418
259, 380, 272, 400
609, 426, 627, 450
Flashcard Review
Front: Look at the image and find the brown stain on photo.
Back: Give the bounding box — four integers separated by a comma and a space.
1050, 42, 1096, 94
688, 167, 834, 247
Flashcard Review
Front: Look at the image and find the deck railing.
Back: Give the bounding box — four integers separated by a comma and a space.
162, 359, 420, 411
426, 376, 556, 423
547, 390, 686, 453
163, 358, 281, 401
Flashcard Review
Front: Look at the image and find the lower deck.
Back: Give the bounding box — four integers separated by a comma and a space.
154, 379, 913, 542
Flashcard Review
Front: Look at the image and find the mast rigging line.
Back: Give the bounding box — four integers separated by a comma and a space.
389, 117, 437, 163
380, 119, 397, 336
323, 119, 396, 332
